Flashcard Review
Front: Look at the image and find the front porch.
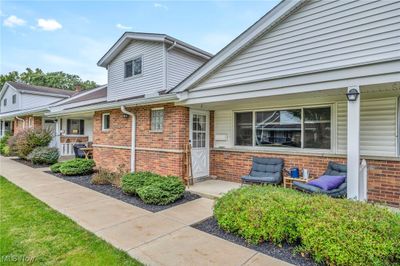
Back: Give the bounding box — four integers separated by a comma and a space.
52, 113, 94, 157
188, 81, 400, 207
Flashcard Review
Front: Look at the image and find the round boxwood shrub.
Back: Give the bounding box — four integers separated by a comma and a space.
121, 172, 185, 205
121, 172, 161, 195
136, 176, 185, 205
27, 146, 59, 165
214, 186, 400, 265
59, 159, 95, 176
50, 162, 63, 173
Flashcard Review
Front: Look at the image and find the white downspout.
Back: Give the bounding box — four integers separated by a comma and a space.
15, 116, 25, 129
121, 106, 136, 172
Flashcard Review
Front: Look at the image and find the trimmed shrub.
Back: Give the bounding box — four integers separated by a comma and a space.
136, 176, 185, 205
50, 162, 63, 173
0, 133, 11, 155
121, 172, 161, 195
214, 186, 400, 265
27, 147, 59, 165
91, 166, 127, 186
121, 172, 185, 205
59, 159, 95, 176
9, 128, 52, 159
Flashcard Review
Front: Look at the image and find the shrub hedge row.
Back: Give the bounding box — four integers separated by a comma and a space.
8, 128, 52, 159
50, 159, 95, 176
214, 186, 400, 265
27, 146, 59, 165
121, 172, 185, 205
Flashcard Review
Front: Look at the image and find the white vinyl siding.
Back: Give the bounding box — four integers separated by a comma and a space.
0, 86, 20, 113
214, 110, 233, 148
336, 98, 397, 157
195, 0, 400, 91
167, 49, 206, 90
21, 94, 64, 110
108, 40, 164, 101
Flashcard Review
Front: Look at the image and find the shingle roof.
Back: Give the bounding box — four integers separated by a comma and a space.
65, 86, 107, 104
7, 81, 76, 97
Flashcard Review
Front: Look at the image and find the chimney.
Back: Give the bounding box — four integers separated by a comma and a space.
75, 85, 82, 92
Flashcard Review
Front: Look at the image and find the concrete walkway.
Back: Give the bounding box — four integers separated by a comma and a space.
0, 156, 290, 266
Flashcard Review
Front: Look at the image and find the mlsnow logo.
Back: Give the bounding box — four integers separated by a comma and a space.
1, 254, 36, 263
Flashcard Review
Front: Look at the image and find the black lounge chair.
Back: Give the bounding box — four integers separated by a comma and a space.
293, 161, 347, 198
241, 157, 284, 185
73, 143, 87, 159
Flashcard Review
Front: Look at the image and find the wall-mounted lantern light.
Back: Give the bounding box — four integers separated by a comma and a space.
346, 88, 360, 102
123, 114, 129, 118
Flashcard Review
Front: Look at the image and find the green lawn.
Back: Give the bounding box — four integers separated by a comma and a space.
0, 176, 142, 265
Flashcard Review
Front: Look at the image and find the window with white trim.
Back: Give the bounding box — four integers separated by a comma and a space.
102, 113, 110, 131
12, 94, 16, 104
3, 98, 7, 106
28, 117, 34, 128
151, 108, 164, 132
67, 119, 85, 135
234, 106, 331, 150
124, 56, 142, 78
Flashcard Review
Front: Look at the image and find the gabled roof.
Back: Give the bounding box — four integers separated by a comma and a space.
97, 32, 213, 68
170, 0, 303, 93
55, 85, 107, 105
5, 81, 76, 97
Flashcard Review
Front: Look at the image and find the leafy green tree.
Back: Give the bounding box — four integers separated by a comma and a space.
0, 68, 98, 91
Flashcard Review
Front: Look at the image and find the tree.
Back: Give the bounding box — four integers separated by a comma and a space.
0, 68, 98, 91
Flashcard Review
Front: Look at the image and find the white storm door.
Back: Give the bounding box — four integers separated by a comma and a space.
44, 119, 57, 147
190, 110, 209, 179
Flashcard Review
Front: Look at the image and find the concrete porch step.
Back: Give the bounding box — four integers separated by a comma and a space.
187, 179, 241, 199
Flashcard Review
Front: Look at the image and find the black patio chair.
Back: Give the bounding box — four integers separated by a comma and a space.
73, 143, 87, 159
241, 157, 284, 185
293, 161, 347, 198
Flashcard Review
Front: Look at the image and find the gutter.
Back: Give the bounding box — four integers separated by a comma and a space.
120, 106, 136, 172
15, 116, 25, 129
46, 94, 178, 117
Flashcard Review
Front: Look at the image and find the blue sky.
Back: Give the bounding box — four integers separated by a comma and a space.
1, 0, 279, 84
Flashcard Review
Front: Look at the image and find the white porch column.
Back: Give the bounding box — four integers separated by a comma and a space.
347, 86, 361, 200
55, 118, 61, 150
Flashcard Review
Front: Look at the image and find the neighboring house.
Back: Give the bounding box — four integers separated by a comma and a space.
0, 82, 76, 144
1, 0, 399, 207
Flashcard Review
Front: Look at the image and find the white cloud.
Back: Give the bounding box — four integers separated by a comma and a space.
116, 23, 132, 30
3, 15, 26, 27
37, 18, 62, 31
153, 3, 168, 10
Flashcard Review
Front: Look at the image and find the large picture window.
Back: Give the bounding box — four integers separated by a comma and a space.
67, 119, 85, 135
235, 106, 331, 150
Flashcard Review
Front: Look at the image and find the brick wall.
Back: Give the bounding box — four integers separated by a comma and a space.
13, 115, 42, 135
210, 149, 400, 207
92, 103, 189, 176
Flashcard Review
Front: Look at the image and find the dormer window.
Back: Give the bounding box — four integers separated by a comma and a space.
124, 56, 142, 78
12, 95, 16, 104
3, 99, 7, 107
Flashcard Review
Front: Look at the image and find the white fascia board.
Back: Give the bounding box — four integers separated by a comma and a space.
97, 33, 166, 67
19, 90, 71, 98
170, 0, 302, 93
46, 94, 178, 117
0, 106, 48, 119
0, 83, 18, 100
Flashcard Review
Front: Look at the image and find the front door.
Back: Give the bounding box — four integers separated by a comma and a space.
44, 119, 57, 147
190, 110, 209, 179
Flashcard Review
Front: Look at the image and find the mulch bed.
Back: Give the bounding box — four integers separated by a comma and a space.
12, 158, 51, 169
192, 217, 318, 266
45, 171, 200, 212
